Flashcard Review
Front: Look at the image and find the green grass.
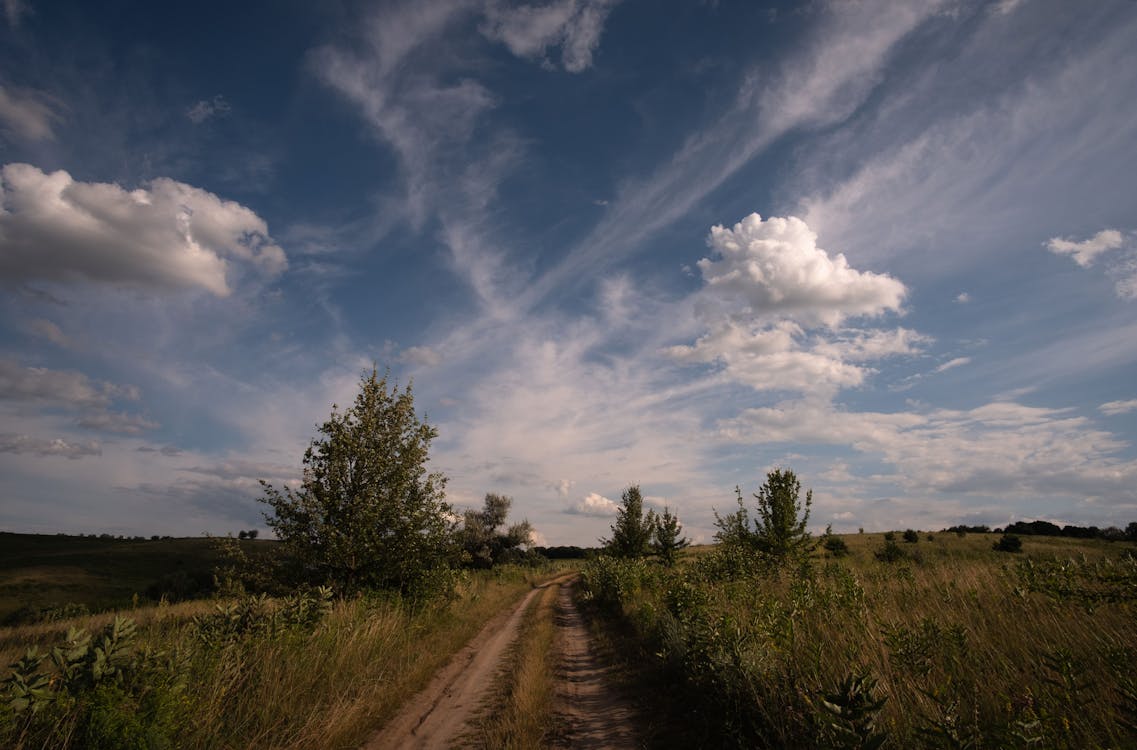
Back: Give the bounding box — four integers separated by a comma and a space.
0, 532, 273, 622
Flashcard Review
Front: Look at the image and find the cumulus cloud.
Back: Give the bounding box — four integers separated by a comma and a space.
186, 95, 230, 124
956, 292, 970, 303
1046, 229, 1124, 267
666, 215, 921, 396
1100, 399, 1137, 416
0, 359, 155, 434
481, 0, 619, 72
0, 85, 60, 141
0, 164, 287, 296
0, 433, 101, 459
698, 214, 906, 327
567, 491, 618, 516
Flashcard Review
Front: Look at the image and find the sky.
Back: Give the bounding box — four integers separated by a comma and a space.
1, 0, 1136, 546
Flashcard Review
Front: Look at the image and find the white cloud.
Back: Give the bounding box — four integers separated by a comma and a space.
719, 400, 1137, 503
0, 434, 101, 459
75, 411, 159, 435
551, 478, 575, 496
0, 85, 60, 141
0, 358, 117, 409
567, 491, 618, 516
1046, 229, 1124, 267
481, 0, 619, 73
933, 356, 970, 373
0, 164, 287, 296
698, 214, 906, 327
399, 345, 443, 367
956, 292, 970, 303
25, 318, 73, 348
186, 95, 230, 124
1100, 399, 1137, 416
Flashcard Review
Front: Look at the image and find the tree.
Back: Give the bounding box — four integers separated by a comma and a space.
602, 485, 656, 558
714, 468, 815, 562
652, 506, 689, 566
259, 369, 455, 593
460, 493, 534, 568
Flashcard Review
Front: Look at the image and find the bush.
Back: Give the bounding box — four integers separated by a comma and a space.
884, 531, 896, 542
875, 540, 907, 563
824, 535, 850, 557
903, 529, 919, 544
993, 534, 1023, 553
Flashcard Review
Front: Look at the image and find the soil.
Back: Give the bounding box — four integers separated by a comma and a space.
361, 574, 638, 749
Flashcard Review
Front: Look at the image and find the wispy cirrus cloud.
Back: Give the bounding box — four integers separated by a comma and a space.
0, 85, 61, 141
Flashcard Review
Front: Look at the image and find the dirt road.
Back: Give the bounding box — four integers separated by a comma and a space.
362, 573, 637, 749
548, 580, 639, 749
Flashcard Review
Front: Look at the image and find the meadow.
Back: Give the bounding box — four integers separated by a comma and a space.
580, 532, 1137, 749
0, 533, 559, 749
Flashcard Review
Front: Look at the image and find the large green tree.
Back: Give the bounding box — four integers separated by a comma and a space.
259, 369, 455, 593
714, 468, 815, 562
602, 485, 656, 558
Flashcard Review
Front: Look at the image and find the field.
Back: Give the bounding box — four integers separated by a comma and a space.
580, 532, 1137, 748
0, 532, 267, 624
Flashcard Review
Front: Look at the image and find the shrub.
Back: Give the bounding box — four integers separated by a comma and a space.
875, 540, 907, 563
903, 529, 919, 544
713, 468, 815, 564
993, 534, 1023, 553
884, 531, 896, 542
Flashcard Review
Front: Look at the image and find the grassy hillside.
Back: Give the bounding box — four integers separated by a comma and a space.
0, 532, 271, 622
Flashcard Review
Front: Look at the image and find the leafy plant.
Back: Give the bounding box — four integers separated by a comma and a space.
875, 540, 907, 563
602, 485, 656, 558
815, 672, 888, 749
993, 534, 1023, 553
714, 468, 816, 564
652, 506, 690, 566
904, 529, 920, 544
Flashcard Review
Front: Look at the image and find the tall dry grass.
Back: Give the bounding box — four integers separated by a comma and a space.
581, 533, 1137, 748
1, 566, 558, 749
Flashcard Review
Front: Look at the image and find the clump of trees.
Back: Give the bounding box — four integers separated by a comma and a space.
714, 468, 815, 564
459, 493, 533, 568
602, 485, 689, 565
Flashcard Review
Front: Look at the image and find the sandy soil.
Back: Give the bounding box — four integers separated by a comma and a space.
361, 573, 637, 749
360, 584, 541, 749
548, 580, 639, 749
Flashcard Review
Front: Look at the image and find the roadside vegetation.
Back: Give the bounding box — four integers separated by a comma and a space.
580, 470, 1137, 748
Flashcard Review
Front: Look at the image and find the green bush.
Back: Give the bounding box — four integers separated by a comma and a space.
875, 540, 907, 563
993, 534, 1023, 553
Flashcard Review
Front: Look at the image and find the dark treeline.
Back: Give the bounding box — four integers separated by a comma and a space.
944, 520, 1137, 540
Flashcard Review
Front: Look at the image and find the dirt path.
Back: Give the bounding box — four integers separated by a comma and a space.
548, 580, 639, 749
362, 576, 568, 750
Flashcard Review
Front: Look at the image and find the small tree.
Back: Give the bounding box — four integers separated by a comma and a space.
460, 493, 533, 568
714, 468, 816, 563
652, 506, 690, 566
259, 369, 456, 593
602, 485, 656, 558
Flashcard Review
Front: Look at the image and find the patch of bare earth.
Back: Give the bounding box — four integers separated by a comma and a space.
548, 580, 639, 749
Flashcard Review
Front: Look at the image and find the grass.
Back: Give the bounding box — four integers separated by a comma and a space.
580, 532, 1137, 748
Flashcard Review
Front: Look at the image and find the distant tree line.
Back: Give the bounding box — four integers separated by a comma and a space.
944, 521, 1137, 541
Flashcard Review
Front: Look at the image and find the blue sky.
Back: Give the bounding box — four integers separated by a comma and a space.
1, 0, 1135, 545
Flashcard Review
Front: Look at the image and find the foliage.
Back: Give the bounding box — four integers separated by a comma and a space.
602, 485, 657, 558
815, 673, 888, 750
993, 534, 1023, 553
713, 468, 815, 564
460, 493, 533, 568
259, 369, 456, 594
904, 529, 920, 543
823, 525, 850, 557
875, 540, 907, 563
652, 506, 690, 566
